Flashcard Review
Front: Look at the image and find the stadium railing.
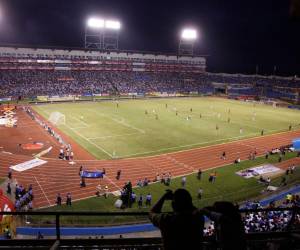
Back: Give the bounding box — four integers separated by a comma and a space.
0, 207, 300, 249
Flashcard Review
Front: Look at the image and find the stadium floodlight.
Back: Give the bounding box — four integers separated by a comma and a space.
87, 17, 105, 28
85, 17, 121, 50
105, 20, 121, 30
181, 28, 197, 40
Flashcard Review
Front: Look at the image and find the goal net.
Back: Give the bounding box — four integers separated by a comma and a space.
49, 112, 66, 126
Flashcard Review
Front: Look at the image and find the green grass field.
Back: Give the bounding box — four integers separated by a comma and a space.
33, 97, 300, 159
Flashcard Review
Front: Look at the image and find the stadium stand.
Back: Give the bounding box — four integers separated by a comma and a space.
0, 46, 299, 103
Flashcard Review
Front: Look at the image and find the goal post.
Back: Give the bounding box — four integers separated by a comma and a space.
49, 112, 66, 126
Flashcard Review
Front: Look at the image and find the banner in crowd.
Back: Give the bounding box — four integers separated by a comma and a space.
10, 158, 47, 172
81, 170, 104, 178
236, 164, 281, 179
0, 97, 11, 102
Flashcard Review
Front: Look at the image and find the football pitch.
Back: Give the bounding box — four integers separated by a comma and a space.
33, 97, 300, 159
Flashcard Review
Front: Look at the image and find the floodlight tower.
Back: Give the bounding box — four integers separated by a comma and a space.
85, 17, 121, 50
103, 20, 121, 50
85, 17, 104, 49
178, 28, 197, 56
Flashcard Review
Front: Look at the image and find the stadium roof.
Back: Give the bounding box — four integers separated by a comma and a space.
0, 43, 209, 58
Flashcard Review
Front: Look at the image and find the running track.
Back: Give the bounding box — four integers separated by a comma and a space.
1, 109, 300, 208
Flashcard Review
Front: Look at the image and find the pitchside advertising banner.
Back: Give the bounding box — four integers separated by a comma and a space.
37, 95, 80, 101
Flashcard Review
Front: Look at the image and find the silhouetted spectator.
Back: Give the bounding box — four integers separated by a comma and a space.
200, 201, 246, 250
149, 189, 204, 250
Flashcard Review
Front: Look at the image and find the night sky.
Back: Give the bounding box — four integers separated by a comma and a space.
0, 0, 299, 75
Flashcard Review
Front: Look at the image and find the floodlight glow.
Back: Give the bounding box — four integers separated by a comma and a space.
181, 29, 197, 40
87, 18, 104, 28
105, 20, 121, 30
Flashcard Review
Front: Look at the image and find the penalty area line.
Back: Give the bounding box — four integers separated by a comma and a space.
64, 124, 113, 158
87, 132, 144, 140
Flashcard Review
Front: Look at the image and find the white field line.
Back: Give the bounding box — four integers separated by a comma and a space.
89, 110, 145, 134
87, 132, 143, 140
71, 116, 89, 128
34, 176, 51, 206
236, 141, 268, 152
34, 108, 113, 158
63, 123, 113, 158
38, 109, 89, 129
69, 126, 91, 130
120, 128, 286, 158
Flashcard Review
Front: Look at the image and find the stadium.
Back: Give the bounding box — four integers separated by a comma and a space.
0, 1, 300, 249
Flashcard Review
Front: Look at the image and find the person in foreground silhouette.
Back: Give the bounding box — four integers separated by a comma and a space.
200, 201, 246, 250
149, 189, 204, 250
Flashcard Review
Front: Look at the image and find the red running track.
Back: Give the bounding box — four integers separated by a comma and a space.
1, 126, 300, 208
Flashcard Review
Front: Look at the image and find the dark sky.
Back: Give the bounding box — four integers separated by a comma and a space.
0, 0, 299, 75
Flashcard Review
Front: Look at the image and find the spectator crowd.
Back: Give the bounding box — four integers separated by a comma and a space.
1, 68, 299, 98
